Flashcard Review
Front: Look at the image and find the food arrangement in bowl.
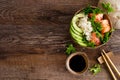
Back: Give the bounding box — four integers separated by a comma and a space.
70, 6, 113, 48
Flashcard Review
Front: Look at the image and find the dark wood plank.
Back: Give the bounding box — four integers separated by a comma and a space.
0, 0, 98, 56
0, 52, 119, 80
0, 0, 98, 25
0, 0, 120, 80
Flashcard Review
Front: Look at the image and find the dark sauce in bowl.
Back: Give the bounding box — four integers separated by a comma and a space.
69, 55, 86, 72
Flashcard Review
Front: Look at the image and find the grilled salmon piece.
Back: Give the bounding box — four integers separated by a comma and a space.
101, 19, 111, 33
88, 13, 103, 22
91, 32, 101, 46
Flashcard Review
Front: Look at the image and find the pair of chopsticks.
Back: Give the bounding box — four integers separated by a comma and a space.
101, 49, 120, 80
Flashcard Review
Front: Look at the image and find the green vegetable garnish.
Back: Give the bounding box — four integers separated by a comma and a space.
93, 22, 102, 32
95, 31, 102, 38
103, 32, 110, 43
87, 42, 95, 47
83, 6, 103, 15
90, 64, 101, 75
110, 27, 115, 32
65, 44, 76, 55
82, 36, 95, 47
83, 6, 93, 15
95, 22, 102, 32
93, 7, 103, 14
102, 2, 114, 13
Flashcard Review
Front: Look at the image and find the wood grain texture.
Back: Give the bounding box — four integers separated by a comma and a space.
0, 0, 98, 25
0, 0, 120, 80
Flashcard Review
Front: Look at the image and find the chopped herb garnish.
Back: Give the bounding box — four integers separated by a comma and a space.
90, 16, 102, 32
83, 6, 103, 15
83, 6, 93, 15
95, 22, 102, 32
90, 64, 101, 75
90, 15, 96, 31
87, 42, 95, 47
93, 7, 103, 14
90, 14, 96, 21
65, 44, 76, 55
82, 36, 95, 47
103, 32, 110, 43
102, 2, 114, 13
110, 27, 115, 32
95, 31, 103, 38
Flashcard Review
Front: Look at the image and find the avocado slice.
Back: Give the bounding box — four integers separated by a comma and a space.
71, 13, 85, 33
70, 28, 83, 40
70, 33, 87, 47
70, 13, 87, 47
77, 41, 87, 47
70, 25, 82, 36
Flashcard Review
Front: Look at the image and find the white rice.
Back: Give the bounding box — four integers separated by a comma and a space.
78, 16, 93, 41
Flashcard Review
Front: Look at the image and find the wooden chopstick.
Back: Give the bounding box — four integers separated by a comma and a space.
102, 49, 120, 77
101, 52, 117, 80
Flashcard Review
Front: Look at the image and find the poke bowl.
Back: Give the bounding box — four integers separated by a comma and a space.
70, 6, 113, 48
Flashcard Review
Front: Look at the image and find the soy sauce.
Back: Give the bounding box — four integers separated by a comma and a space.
69, 55, 86, 72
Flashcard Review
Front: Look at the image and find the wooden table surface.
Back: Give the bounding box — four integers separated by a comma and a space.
0, 0, 120, 80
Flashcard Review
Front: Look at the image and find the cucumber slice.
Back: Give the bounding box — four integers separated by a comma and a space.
71, 13, 85, 33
